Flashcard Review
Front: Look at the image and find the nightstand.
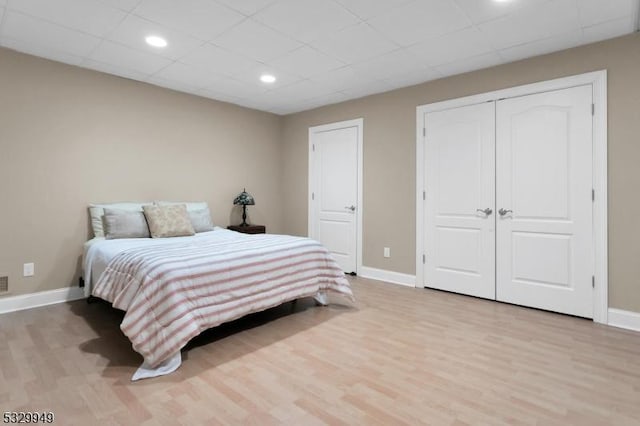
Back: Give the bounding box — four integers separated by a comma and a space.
227, 224, 266, 234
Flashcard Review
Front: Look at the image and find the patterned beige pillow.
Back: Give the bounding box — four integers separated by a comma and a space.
143, 204, 195, 238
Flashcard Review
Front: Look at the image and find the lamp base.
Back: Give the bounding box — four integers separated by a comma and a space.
241, 205, 249, 226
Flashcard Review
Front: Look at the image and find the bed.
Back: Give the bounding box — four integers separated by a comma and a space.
83, 207, 353, 380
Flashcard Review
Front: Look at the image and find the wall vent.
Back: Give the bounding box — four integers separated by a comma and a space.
0, 276, 8, 293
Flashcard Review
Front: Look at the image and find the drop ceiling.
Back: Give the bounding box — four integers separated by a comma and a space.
0, 0, 638, 115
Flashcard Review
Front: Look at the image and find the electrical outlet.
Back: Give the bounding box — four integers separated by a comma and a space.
383, 247, 391, 258
23, 263, 34, 277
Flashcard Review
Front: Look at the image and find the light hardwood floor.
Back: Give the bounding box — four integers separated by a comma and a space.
1, 277, 640, 425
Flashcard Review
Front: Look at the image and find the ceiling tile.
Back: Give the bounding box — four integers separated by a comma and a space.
179, 42, 258, 77
203, 77, 269, 99
310, 65, 379, 92
99, 0, 141, 12
303, 91, 350, 108
107, 14, 203, 60
134, 0, 245, 40
383, 67, 443, 90
435, 51, 504, 76
368, 0, 471, 46
151, 61, 227, 89
211, 19, 302, 63
214, 0, 276, 16
0, 0, 6, 6
350, 48, 426, 80
89, 40, 173, 75
81, 58, 151, 80
0, 36, 84, 66
339, 78, 394, 98
231, 64, 304, 90
478, 0, 581, 50
2, 11, 101, 57
252, 0, 360, 43
582, 16, 636, 45
310, 22, 398, 64
0, 6, 5, 23
267, 46, 345, 78
333, 0, 414, 20
578, 0, 638, 27
499, 30, 583, 62
453, 0, 553, 25
265, 79, 332, 103
8, 0, 127, 38
408, 27, 495, 67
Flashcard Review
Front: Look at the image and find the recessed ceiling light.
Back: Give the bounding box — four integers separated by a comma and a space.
145, 35, 167, 48
260, 74, 276, 84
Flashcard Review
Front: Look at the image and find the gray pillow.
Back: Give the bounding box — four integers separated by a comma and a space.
103, 209, 151, 239
189, 207, 214, 233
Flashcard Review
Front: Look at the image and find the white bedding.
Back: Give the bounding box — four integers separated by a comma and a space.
82, 228, 353, 380
83, 229, 222, 297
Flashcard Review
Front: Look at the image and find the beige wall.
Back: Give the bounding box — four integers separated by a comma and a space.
281, 33, 640, 312
2, 34, 639, 312
0, 47, 283, 298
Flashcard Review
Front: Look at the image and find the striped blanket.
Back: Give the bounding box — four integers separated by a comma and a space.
92, 230, 353, 367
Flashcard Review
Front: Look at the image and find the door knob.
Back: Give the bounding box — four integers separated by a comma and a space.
476, 208, 492, 216
345, 205, 356, 212
498, 208, 513, 216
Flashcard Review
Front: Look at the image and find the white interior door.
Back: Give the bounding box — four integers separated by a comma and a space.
309, 121, 361, 274
496, 85, 594, 318
424, 102, 496, 299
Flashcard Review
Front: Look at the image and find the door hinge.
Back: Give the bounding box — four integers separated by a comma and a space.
422, 254, 426, 264
311, 192, 315, 201
592, 275, 595, 288
423, 128, 426, 137
592, 188, 595, 201
312, 144, 315, 152
423, 190, 426, 201
591, 104, 595, 116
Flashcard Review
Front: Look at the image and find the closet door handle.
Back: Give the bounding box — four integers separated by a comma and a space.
476, 208, 492, 216
498, 208, 513, 216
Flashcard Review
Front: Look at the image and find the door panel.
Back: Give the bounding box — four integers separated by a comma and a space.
512, 232, 571, 287
510, 107, 570, 219
311, 125, 359, 273
496, 85, 593, 318
424, 102, 495, 299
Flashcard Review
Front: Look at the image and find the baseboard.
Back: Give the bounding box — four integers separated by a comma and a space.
359, 266, 416, 287
608, 308, 640, 332
0, 287, 85, 315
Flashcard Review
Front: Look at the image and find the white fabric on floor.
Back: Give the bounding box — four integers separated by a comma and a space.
314, 290, 328, 306
131, 352, 181, 381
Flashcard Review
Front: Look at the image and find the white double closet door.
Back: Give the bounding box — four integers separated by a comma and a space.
424, 85, 594, 318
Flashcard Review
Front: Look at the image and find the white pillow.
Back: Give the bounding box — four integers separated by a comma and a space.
103, 210, 151, 239
89, 202, 152, 238
189, 208, 214, 233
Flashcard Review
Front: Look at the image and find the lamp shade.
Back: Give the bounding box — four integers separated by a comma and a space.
233, 189, 255, 206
